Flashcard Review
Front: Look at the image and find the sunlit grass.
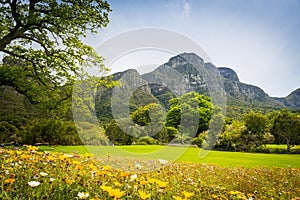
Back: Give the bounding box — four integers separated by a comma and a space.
39, 145, 300, 168
266, 144, 300, 149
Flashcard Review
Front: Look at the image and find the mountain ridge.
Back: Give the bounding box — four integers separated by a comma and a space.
107, 52, 299, 118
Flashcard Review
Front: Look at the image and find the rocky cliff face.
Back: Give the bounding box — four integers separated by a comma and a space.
216, 67, 282, 107
218, 67, 239, 82
273, 88, 300, 108
142, 53, 283, 108
97, 52, 298, 119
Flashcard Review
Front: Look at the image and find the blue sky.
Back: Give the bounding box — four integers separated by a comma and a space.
84, 0, 300, 97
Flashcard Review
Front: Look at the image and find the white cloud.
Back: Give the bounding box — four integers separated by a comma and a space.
166, 0, 191, 21
182, 0, 191, 20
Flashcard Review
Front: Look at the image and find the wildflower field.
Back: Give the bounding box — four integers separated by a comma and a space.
1, 146, 300, 200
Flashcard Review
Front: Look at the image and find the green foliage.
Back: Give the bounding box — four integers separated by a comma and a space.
172, 133, 192, 144
0, 121, 19, 143
19, 118, 82, 145
191, 136, 204, 148
215, 120, 245, 151
0, 0, 111, 116
240, 111, 269, 150
270, 109, 300, 151
75, 122, 109, 146
202, 113, 225, 149
166, 92, 212, 136
163, 126, 178, 143
135, 136, 159, 145
243, 111, 268, 135
130, 103, 160, 126
104, 120, 134, 145
96, 85, 158, 125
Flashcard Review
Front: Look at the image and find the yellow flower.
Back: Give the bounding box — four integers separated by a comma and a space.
156, 180, 167, 188
120, 172, 129, 177
140, 180, 148, 185
101, 186, 125, 199
21, 154, 31, 159
114, 181, 122, 187
72, 160, 80, 165
89, 163, 97, 170
100, 185, 112, 192
173, 196, 184, 200
97, 171, 108, 176
112, 189, 126, 199
25, 145, 39, 151
103, 165, 111, 170
147, 178, 157, 184
138, 190, 151, 200
183, 191, 193, 199
66, 179, 75, 184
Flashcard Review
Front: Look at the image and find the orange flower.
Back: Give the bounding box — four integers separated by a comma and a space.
4, 178, 15, 184
76, 165, 84, 170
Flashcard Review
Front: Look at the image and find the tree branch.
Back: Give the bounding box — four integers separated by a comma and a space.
9, 0, 22, 27
16, 33, 50, 55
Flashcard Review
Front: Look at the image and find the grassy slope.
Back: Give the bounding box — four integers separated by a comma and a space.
40, 145, 300, 168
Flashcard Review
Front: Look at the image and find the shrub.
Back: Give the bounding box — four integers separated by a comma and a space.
191, 136, 204, 148
0, 121, 20, 143
135, 136, 159, 145
76, 121, 109, 146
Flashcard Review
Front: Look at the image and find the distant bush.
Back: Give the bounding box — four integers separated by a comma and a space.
0, 121, 20, 143
191, 136, 204, 148
18, 119, 111, 146
135, 136, 159, 145
76, 121, 109, 146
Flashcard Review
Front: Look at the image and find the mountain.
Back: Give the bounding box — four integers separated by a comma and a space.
101, 52, 299, 119
2, 52, 298, 124
95, 69, 159, 123
142, 53, 283, 109
273, 88, 300, 108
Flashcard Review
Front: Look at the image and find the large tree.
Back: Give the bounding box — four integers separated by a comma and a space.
166, 92, 212, 137
271, 110, 300, 152
0, 0, 111, 113
239, 111, 269, 150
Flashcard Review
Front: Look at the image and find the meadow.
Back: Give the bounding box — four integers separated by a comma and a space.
40, 145, 300, 168
1, 145, 300, 199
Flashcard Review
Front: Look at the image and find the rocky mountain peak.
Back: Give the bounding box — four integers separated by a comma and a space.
218, 67, 240, 82
165, 52, 204, 68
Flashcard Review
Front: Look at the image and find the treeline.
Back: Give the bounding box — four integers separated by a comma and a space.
1, 91, 300, 154
214, 109, 300, 153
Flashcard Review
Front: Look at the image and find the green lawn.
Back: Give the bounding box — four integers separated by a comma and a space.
40, 145, 300, 168
266, 144, 300, 149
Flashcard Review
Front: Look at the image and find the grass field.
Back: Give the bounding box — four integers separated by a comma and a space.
266, 144, 300, 149
40, 145, 300, 168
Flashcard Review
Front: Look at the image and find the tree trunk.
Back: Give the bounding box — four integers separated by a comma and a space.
287, 139, 291, 152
